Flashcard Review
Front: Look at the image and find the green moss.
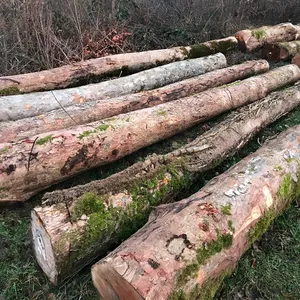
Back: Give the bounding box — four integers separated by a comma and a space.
0, 146, 9, 155
169, 290, 187, 300
73, 192, 108, 219
188, 44, 212, 59
180, 47, 190, 58
249, 208, 275, 244
96, 124, 110, 131
157, 110, 167, 117
36, 134, 53, 145
78, 123, 111, 139
251, 29, 266, 40
0, 187, 9, 192
221, 203, 232, 215
69, 164, 193, 254
0, 86, 20, 96
78, 130, 93, 139
228, 220, 235, 233
176, 263, 199, 287
197, 231, 233, 265
211, 39, 237, 53
188, 267, 234, 300
249, 173, 300, 244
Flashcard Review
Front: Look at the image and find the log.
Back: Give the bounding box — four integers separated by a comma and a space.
0, 37, 237, 95
0, 60, 270, 143
0, 53, 226, 122
235, 22, 300, 52
292, 54, 300, 67
263, 41, 300, 61
91, 124, 300, 300
1, 65, 299, 203
32, 84, 300, 284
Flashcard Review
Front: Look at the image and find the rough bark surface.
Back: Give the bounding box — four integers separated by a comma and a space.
0, 60, 269, 143
263, 41, 300, 61
1, 65, 300, 203
32, 84, 300, 284
1, 65, 299, 203
0, 53, 226, 122
292, 54, 300, 67
92, 124, 300, 300
235, 22, 300, 52
0, 37, 237, 94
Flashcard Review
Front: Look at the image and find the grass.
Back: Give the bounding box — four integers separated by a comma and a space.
1, 73, 300, 299
216, 200, 300, 300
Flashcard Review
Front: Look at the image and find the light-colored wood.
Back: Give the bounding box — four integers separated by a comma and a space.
0, 53, 226, 122
1, 65, 299, 203
32, 84, 300, 284
0, 37, 237, 94
92, 123, 300, 299
0, 60, 270, 143
235, 23, 300, 52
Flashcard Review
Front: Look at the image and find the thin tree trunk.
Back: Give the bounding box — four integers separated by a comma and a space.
31, 84, 300, 284
263, 41, 300, 61
1, 65, 299, 203
0, 37, 237, 95
0, 60, 269, 143
92, 123, 300, 300
292, 54, 300, 67
235, 22, 300, 52
0, 53, 226, 122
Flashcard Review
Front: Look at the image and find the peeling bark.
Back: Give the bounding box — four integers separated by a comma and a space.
92, 124, 300, 300
0, 37, 237, 94
0, 60, 270, 143
1, 65, 299, 203
263, 41, 300, 61
235, 23, 300, 52
31, 84, 300, 284
0, 54, 226, 123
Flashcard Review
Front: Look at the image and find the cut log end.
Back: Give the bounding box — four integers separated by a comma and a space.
92, 262, 144, 300
31, 209, 58, 284
292, 54, 300, 67
262, 44, 283, 61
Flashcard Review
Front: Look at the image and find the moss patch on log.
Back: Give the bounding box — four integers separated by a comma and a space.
0, 86, 20, 96
249, 172, 300, 244
251, 29, 266, 40
59, 164, 194, 271
169, 267, 234, 300
221, 203, 232, 215
196, 230, 233, 265
36, 135, 53, 145
78, 123, 111, 139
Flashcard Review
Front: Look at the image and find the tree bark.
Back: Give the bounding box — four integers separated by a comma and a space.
0, 53, 226, 122
31, 84, 300, 284
0, 60, 269, 143
0, 37, 237, 95
1, 65, 299, 203
235, 22, 300, 52
263, 41, 300, 61
91, 123, 300, 300
292, 54, 300, 67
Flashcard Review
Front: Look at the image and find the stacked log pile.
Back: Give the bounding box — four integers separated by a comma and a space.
1, 22, 300, 299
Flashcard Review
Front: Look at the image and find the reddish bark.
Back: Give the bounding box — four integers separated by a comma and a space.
235, 23, 300, 52
0, 60, 269, 143
1, 65, 299, 203
0, 37, 237, 94
92, 125, 300, 299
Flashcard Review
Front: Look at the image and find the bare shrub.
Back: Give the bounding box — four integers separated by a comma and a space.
0, 0, 299, 75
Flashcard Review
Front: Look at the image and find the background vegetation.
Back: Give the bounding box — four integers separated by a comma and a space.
0, 0, 299, 75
